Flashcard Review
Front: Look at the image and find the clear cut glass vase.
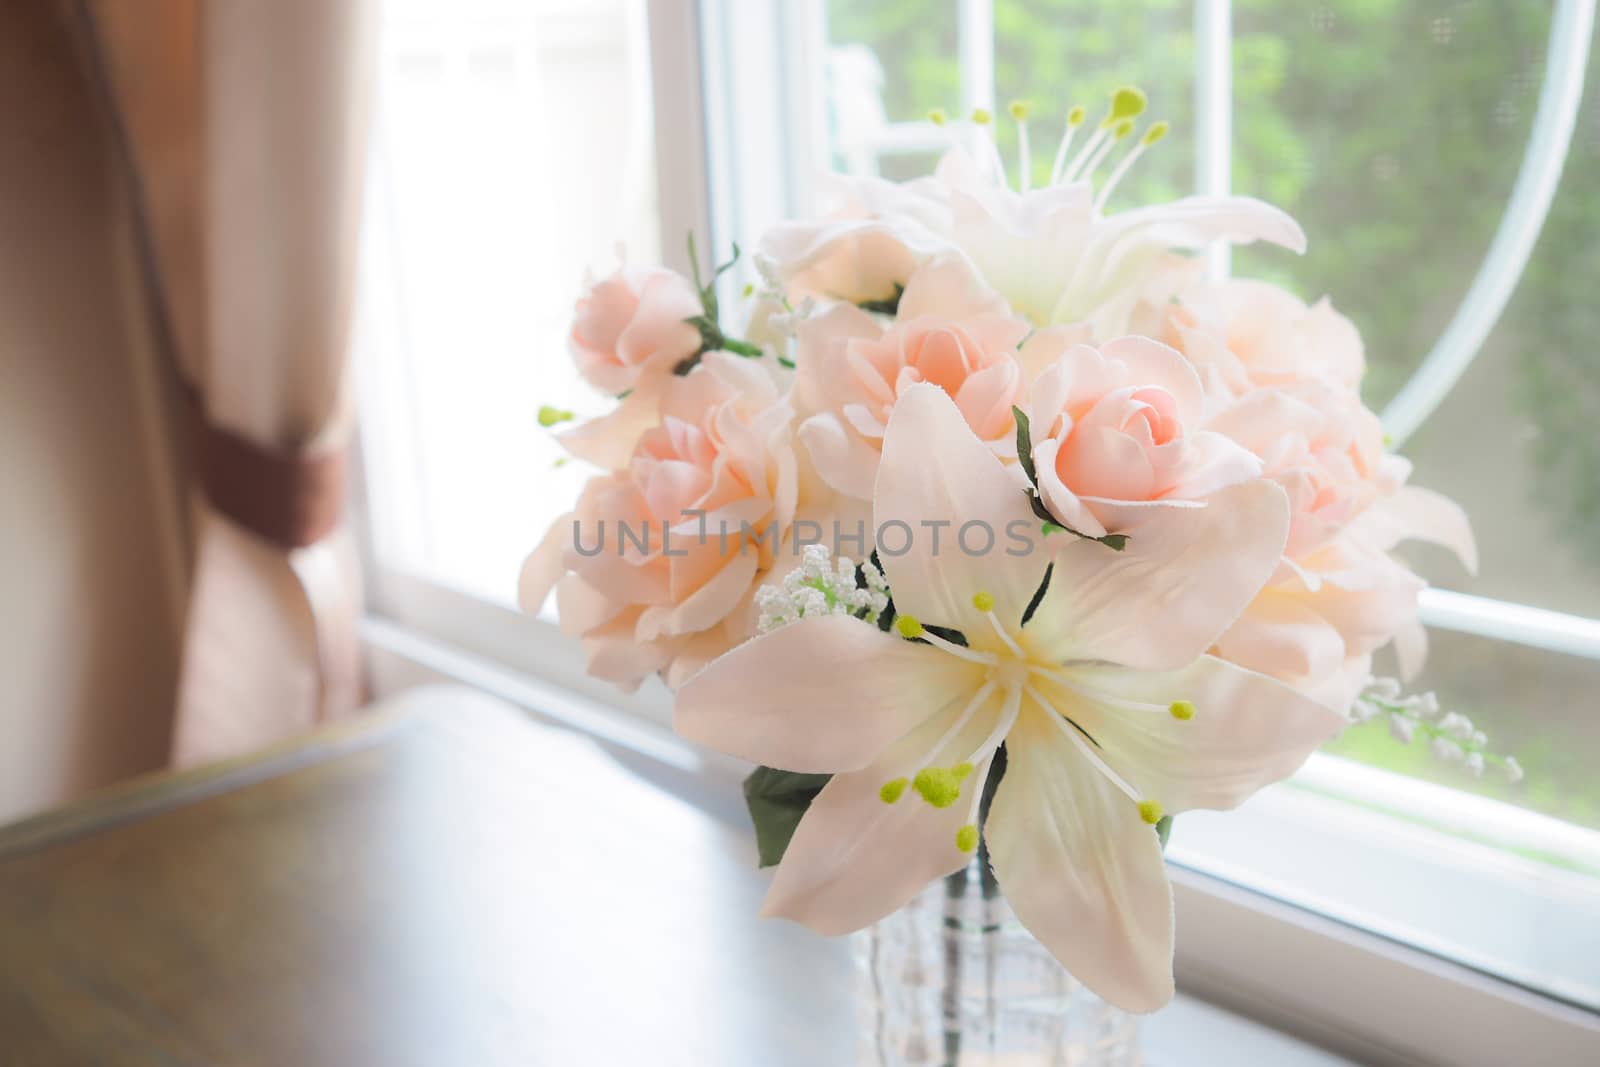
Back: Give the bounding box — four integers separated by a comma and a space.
854, 852, 1142, 1066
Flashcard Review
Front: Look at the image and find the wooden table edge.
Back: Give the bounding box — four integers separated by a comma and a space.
0, 703, 430, 862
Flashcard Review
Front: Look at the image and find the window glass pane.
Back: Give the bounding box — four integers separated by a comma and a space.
1396, 39, 1600, 619
991, 0, 1196, 207
1230, 3, 1600, 615
824, 2, 1196, 202
821, 2, 959, 180
358, 0, 658, 605
1224, 3, 1600, 832
1230, 1, 1549, 409
1330, 629, 1600, 831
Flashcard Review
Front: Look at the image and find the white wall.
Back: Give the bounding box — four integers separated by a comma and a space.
0, 3, 187, 822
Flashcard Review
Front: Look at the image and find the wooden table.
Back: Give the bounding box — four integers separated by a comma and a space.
0, 687, 856, 1066
0, 685, 1354, 1067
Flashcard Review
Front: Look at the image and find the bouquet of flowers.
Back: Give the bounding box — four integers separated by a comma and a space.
521, 89, 1491, 1013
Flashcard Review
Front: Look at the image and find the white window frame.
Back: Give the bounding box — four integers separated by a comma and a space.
354, 1, 1600, 1061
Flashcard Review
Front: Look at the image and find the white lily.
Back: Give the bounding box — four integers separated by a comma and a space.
759, 93, 1306, 334
676, 384, 1346, 1012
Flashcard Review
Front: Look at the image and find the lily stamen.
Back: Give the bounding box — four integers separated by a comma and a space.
896, 614, 998, 665
917, 681, 998, 770
928, 107, 991, 187
969, 107, 1009, 187
928, 630, 997, 664
1026, 683, 1145, 804
1063, 123, 1107, 185
973, 591, 1025, 658
1095, 120, 1169, 211
1075, 118, 1135, 185
1009, 100, 1032, 193
969, 682, 1024, 763
1065, 86, 1146, 184
1049, 104, 1087, 185
952, 688, 1020, 845
1029, 666, 1170, 714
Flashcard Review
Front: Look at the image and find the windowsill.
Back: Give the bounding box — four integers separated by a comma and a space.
1172, 764, 1600, 1012
361, 594, 1600, 1065
1143, 997, 1356, 1066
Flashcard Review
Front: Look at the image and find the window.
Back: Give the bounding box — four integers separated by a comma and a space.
355, 0, 1600, 1057
357, 0, 661, 606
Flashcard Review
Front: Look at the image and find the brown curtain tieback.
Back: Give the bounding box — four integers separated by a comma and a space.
183, 386, 347, 550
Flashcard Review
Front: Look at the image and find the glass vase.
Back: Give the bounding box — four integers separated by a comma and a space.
854, 852, 1142, 1066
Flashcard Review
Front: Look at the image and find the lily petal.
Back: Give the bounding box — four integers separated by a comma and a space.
1025, 480, 1290, 670
518, 513, 572, 613
1096, 195, 1307, 262
874, 384, 1045, 637
986, 704, 1175, 1014
760, 686, 1006, 934
1063, 654, 1349, 814
675, 613, 981, 773
557, 380, 666, 471
896, 252, 1010, 321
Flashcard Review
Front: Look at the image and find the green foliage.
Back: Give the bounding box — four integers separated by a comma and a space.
743, 766, 831, 867
678, 235, 765, 373
1012, 404, 1037, 483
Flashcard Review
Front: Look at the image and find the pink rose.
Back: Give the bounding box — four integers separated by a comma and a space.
1215, 536, 1426, 710
1206, 383, 1477, 706
569, 265, 704, 395
1158, 279, 1364, 405
1206, 382, 1398, 559
794, 254, 1028, 500
1022, 334, 1261, 536
522, 353, 798, 691
1215, 492, 1475, 711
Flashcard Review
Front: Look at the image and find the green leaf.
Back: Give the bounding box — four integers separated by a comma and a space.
686, 232, 704, 292
1156, 814, 1174, 851
719, 337, 764, 358
919, 623, 969, 648
870, 551, 896, 632
1012, 405, 1037, 485
711, 241, 742, 284
1020, 562, 1053, 627
1028, 490, 1129, 553
743, 767, 831, 868
856, 282, 905, 316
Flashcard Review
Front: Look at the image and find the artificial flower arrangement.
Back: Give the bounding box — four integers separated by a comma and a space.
521, 88, 1509, 1014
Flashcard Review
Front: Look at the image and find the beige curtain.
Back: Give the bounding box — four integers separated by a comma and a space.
84, 0, 377, 764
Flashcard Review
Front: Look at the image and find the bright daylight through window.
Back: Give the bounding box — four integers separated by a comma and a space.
355, 0, 1600, 1026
